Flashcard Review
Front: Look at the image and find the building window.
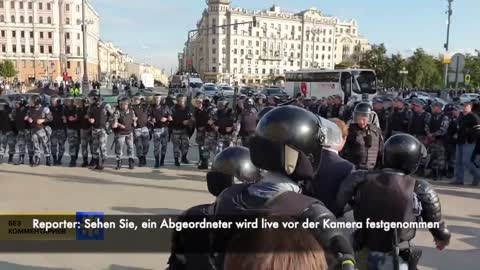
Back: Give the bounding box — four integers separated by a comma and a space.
11, 15, 15, 23
233, 39, 237, 45
0, 15, 4, 23
39, 17, 43, 24
39, 2, 44, 10
233, 58, 237, 64
233, 48, 237, 54
10, 1, 13, 8
49, 46, 52, 54
40, 45, 44, 53
222, 38, 226, 45
262, 69, 266, 75
47, 17, 51, 24
240, 40, 244, 46
21, 45, 25, 53
212, 48, 216, 54
212, 38, 216, 45
30, 45, 34, 53
39, 32, 44, 38
256, 50, 259, 55
12, 44, 16, 53
77, 33, 80, 40
1, 30, 5, 37
48, 32, 52, 39
0, 1, 3, 8
29, 31, 33, 38
20, 16, 24, 23
1, 44, 6, 53
66, 4, 70, 11
47, 3, 51, 10
248, 40, 252, 46
21, 31, 25, 38
240, 59, 244, 64
66, 32, 70, 39
67, 61, 71, 69
212, 57, 216, 64
77, 46, 80, 56
212, 66, 216, 72
328, 46, 331, 51
12, 30, 16, 38
66, 17, 70, 25
322, 54, 325, 60
76, 5, 80, 12
28, 2, 32, 9
66, 46, 70, 54
29, 16, 33, 23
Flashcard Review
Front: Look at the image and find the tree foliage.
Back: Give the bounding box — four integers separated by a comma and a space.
0, 60, 17, 79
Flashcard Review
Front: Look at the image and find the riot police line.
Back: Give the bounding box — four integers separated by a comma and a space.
165, 105, 451, 270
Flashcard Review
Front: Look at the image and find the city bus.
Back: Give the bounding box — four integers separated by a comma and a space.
284, 69, 377, 104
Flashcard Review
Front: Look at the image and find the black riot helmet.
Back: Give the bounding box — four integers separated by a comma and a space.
16, 97, 28, 108
251, 105, 328, 181
256, 106, 275, 122
206, 146, 262, 196
354, 102, 374, 122
30, 95, 42, 107
88, 89, 101, 103
383, 134, 427, 175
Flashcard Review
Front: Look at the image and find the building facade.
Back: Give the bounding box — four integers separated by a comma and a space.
0, 0, 100, 83
98, 40, 133, 80
184, 1, 370, 84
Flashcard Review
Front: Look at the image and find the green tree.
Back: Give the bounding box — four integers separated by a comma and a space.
359, 43, 388, 81
465, 54, 480, 88
383, 53, 407, 88
0, 60, 17, 79
336, 59, 355, 69
406, 49, 442, 89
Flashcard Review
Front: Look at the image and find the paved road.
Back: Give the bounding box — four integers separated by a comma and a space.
0, 162, 478, 270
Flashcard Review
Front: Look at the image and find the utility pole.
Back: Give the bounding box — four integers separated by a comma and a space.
81, 0, 89, 94
444, 0, 453, 88
32, 0, 37, 82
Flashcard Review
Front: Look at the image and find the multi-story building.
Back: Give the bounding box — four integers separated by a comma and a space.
98, 40, 133, 80
0, 0, 100, 83
184, 0, 370, 84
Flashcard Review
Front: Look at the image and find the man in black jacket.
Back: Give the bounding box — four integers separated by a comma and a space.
452, 101, 480, 186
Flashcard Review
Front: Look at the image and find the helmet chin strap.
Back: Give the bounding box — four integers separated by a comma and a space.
284, 145, 299, 175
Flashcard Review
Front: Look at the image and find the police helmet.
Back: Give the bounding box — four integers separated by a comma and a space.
88, 90, 101, 103
132, 93, 144, 104
217, 97, 229, 110
256, 106, 275, 122
118, 96, 130, 106
30, 95, 42, 107
206, 146, 262, 196
251, 106, 327, 180
245, 98, 254, 107
354, 102, 374, 121
383, 134, 427, 175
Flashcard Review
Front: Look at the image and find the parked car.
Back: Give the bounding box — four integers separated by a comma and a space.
460, 93, 480, 103
259, 87, 290, 100
200, 83, 219, 97
240, 86, 259, 97
219, 85, 235, 96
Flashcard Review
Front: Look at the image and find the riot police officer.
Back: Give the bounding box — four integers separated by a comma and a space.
11, 97, 30, 165
212, 106, 356, 270
212, 98, 236, 154
171, 94, 192, 167
328, 95, 343, 118
408, 99, 431, 176
87, 90, 114, 170
236, 98, 257, 148
0, 100, 15, 164
76, 96, 92, 167
254, 93, 267, 112
167, 146, 262, 270
427, 102, 449, 180
64, 95, 80, 167
112, 97, 136, 170
336, 134, 451, 270
149, 94, 172, 168
131, 93, 150, 167
192, 95, 213, 170
26, 95, 53, 166
372, 97, 389, 136
256, 106, 274, 123
444, 105, 461, 178
388, 97, 412, 136
49, 95, 66, 165
342, 102, 384, 170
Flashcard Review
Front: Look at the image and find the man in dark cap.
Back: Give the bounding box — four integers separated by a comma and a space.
426, 102, 450, 180
388, 97, 411, 137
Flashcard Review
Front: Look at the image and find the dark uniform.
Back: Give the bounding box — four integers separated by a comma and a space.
171, 95, 192, 166
149, 97, 172, 168
193, 98, 213, 169
236, 99, 257, 148
27, 96, 53, 166
11, 100, 30, 165
213, 106, 236, 154
444, 108, 460, 178
132, 99, 150, 167
87, 90, 113, 170
49, 99, 67, 165
389, 107, 412, 136
427, 109, 449, 179
64, 99, 81, 167
408, 110, 431, 143
76, 98, 93, 167
112, 99, 136, 170
0, 101, 15, 164
337, 134, 451, 270
343, 124, 383, 170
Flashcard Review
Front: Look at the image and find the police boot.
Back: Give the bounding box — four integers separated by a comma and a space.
115, 159, 122, 170
89, 159, 98, 169
174, 157, 180, 167
29, 155, 34, 166
96, 158, 104, 171
69, 156, 77, 167
57, 155, 63, 166
181, 154, 189, 164
52, 154, 58, 165
138, 157, 144, 168
154, 156, 160, 168
15, 155, 25, 165
160, 155, 165, 166
8, 154, 14, 164
46, 157, 52, 167
197, 159, 209, 170
128, 158, 135, 170
81, 157, 89, 168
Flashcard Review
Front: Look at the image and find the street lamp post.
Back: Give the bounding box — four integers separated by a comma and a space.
80, 0, 91, 94
399, 67, 409, 89
444, 0, 454, 88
